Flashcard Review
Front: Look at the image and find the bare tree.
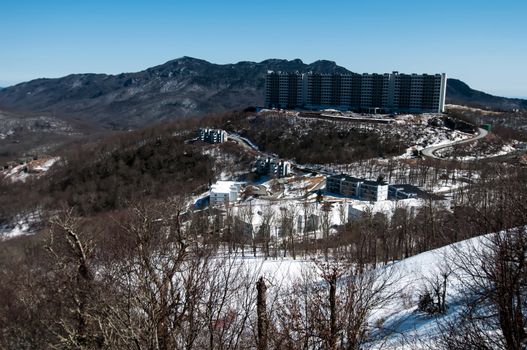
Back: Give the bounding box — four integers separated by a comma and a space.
256, 277, 268, 350
417, 262, 452, 315
278, 204, 298, 259
45, 209, 102, 349
236, 203, 254, 257
439, 227, 527, 350
272, 257, 400, 350
302, 198, 316, 257
319, 202, 333, 261
257, 204, 274, 259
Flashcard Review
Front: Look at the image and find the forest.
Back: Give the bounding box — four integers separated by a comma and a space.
1, 110, 527, 349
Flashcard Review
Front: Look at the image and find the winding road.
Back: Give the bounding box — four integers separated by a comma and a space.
227, 132, 260, 152
421, 127, 489, 160
230, 126, 490, 164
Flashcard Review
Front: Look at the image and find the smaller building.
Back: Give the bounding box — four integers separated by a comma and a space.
326, 174, 342, 194
361, 180, 389, 202
388, 185, 418, 200
242, 185, 269, 198
326, 174, 388, 201
210, 181, 244, 206
199, 128, 227, 143
255, 157, 291, 178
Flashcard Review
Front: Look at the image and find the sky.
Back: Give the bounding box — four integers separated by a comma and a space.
1, 0, 526, 98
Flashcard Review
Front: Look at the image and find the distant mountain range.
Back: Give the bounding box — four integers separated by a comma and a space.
0, 57, 525, 129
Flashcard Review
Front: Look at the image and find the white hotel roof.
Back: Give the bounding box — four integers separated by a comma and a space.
210, 181, 242, 194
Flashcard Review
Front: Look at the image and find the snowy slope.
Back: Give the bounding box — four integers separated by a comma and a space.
234, 234, 488, 349
369, 234, 488, 349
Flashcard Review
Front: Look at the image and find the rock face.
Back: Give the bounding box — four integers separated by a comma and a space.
0, 57, 525, 129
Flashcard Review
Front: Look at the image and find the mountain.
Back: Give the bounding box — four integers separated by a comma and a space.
0, 57, 349, 129
0, 57, 525, 129
446, 78, 527, 111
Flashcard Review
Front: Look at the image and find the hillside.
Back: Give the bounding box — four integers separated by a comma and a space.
1, 57, 525, 129
0, 57, 348, 129
446, 78, 527, 111
0, 109, 93, 162
1, 106, 526, 348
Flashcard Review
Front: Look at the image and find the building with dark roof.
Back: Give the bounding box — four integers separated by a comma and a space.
265, 71, 304, 109
265, 71, 447, 113
255, 157, 291, 178
388, 185, 418, 200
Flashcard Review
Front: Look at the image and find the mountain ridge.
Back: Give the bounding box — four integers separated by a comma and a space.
0, 56, 524, 129
446, 78, 527, 111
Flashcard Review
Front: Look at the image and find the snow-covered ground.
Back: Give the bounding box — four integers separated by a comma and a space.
32, 157, 59, 172
227, 233, 490, 349
1, 156, 59, 182
0, 221, 31, 240
3, 163, 31, 182
214, 232, 490, 348
454, 143, 516, 161
368, 234, 493, 349
395, 128, 471, 160
445, 104, 501, 115
0, 211, 42, 240
196, 174, 448, 241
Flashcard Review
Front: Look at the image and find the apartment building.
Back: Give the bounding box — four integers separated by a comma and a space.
305, 72, 391, 111
255, 157, 291, 178
210, 181, 244, 206
326, 174, 389, 201
361, 181, 389, 202
265, 71, 447, 113
199, 128, 227, 143
391, 72, 446, 113
265, 71, 304, 109
388, 185, 418, 200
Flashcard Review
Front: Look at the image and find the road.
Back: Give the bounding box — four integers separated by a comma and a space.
227, 133, 260, 152
230, 126, 490, 164
227, 132, 334, 176
421, 128, 489, 160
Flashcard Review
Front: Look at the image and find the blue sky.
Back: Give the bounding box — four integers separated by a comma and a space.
1, 0, 526, 97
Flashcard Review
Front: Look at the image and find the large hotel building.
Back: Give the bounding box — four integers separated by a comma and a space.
265, 71, 447, 113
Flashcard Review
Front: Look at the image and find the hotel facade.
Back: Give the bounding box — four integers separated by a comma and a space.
265, 71, 447, 113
